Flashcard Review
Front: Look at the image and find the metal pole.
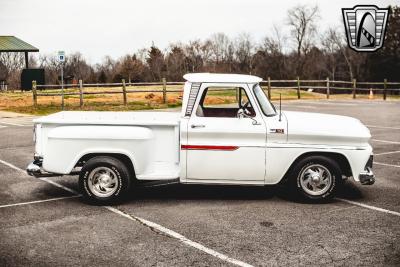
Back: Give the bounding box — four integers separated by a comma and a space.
352, 78, 356, 99
61, 64, 64, 110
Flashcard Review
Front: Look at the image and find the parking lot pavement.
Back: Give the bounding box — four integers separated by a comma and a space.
0, 100, 399, 266
0, 111, 36, 127
0, 197, 225, 266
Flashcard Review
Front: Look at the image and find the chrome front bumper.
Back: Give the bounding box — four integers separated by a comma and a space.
359, 167, 375, 185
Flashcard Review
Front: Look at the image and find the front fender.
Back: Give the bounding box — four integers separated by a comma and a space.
265, 144, 372, 184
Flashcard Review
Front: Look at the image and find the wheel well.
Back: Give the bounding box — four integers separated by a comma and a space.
76, 153, 136, 179
283, 152, 352, 182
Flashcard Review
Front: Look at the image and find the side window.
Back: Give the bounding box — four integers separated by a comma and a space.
196, 87, 255, 118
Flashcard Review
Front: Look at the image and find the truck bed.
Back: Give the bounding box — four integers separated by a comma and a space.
35, 111, 181, 180
34, 111, 181, 126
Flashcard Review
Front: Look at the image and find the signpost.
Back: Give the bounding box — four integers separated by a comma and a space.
57, 51, 65, 109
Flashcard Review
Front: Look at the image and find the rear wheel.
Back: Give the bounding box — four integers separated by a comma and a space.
290, 156, 341, 201
79, 156, 131, 204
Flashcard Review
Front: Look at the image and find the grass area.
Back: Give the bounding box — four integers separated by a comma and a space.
4, 101, 182, 116
0, 84, 398, 115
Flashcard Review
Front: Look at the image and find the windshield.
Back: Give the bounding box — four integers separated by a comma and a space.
253, 84, 277, 116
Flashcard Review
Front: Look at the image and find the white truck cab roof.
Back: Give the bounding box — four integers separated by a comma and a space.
183, 73, 263, 83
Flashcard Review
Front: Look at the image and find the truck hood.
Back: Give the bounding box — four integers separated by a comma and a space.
284, 110, 371, 147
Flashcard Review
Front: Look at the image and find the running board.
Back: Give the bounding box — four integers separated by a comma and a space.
137, 178, 180, 187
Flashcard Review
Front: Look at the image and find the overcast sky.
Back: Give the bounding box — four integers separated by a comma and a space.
1, 0, 394, 64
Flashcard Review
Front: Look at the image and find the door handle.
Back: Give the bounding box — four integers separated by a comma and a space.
191, 124, 205, 128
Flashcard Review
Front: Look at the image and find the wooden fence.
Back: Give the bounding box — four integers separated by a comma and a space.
31, 77, 400, 108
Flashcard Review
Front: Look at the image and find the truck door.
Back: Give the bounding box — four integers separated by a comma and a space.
184, 84, 267, 183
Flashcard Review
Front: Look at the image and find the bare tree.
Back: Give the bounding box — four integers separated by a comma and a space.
64, 52, 93, 82
254, 25, 288, 78
184, 40, 204, 72
321, 28, 342, 79
208, 33, 232, 72
118, 54, 146, 82
287, 4, 319, 76
325, 28, 360, 80
234, 33, 254, 74
97, 56, 117, 83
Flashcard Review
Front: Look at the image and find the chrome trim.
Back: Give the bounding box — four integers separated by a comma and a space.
299, 164, 332, 196
185, 82, 201, 117
26, 157, 67, 178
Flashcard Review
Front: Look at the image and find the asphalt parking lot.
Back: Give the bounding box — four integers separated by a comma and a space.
0, 99, 399, 266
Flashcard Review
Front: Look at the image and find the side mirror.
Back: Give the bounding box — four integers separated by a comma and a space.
237, 109, 261, 125
237, 108, 245, 119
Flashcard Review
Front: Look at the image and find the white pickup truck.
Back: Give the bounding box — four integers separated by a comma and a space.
27, 73, 374, 203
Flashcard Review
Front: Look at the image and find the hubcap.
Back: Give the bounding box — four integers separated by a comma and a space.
88, 167, 118, 198
299, 164, 332, 196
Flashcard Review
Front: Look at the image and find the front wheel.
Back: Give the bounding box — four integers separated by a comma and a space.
290, 156, 341, 201
79, 156, 131, 204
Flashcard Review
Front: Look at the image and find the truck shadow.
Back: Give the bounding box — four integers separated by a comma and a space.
34, 176, 366, 204
125, 181, 365, 203
129, 184, 277, 201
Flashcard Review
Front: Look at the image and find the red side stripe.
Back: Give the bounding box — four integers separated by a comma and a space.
181, 145, 239, 151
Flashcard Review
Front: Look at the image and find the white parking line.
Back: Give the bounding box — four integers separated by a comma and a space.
0, 125, 7, 128
283, 105, 317, 109
39, 177, 80, 195
374, 162, 400, 168
371, 139, 400, 145
106, 206, 253, 267
0, 196, 80, 209
367, 125, 400, 130
0, 159, 80, 194
0, 159, 254, 267
298, 101, 357, 106
336, 198, 400, 217
0, 121, 27, 127
375, 150, 400, 156
0, 159, 26, 174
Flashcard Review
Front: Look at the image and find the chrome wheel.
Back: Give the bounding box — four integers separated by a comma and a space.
299, 164, 332, 196
88, 167, 119, 198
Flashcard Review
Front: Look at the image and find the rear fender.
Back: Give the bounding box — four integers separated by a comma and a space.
42, 125, 153, 174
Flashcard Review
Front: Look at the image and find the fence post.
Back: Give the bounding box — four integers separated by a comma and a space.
162, 78, 167, 104
79, 79, 83, 107
122, 79, 127, 106
267, 77, 271, 100
32, 80, 37, 108
326, 77, 330, 99
383, 78, 387, 100
352, 78, 357, 99
296, 76, 301, 99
